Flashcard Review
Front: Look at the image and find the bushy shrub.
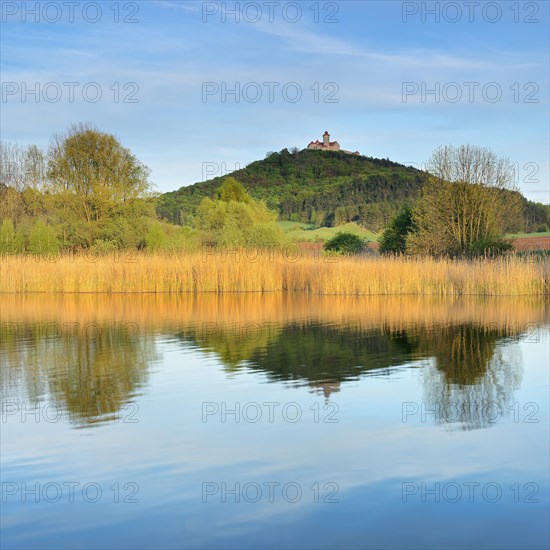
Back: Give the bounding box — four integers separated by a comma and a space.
467, 239, 513, 258
145, 221, 168, 251
248, 223, 288, 248
324, 232, 365, 255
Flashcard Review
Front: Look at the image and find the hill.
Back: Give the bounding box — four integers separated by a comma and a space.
157, 148, 428, 231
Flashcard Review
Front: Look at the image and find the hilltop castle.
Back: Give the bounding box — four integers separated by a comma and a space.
307, 131, 340, 151
307, 131, 359, 155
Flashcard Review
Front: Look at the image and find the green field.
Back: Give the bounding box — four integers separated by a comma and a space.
505, 231, 550, 238
278, 221, 379, 242
278, 225, 550, 244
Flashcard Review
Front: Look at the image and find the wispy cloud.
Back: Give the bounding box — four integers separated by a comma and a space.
154, 0, 199, 12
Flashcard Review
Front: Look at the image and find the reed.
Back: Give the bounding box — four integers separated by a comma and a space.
0, 250, 548, 295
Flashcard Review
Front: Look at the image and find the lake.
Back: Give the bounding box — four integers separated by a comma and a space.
1, 294, 549, 549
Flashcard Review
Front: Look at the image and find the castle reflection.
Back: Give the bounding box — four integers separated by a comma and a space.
1, 294, 546, 429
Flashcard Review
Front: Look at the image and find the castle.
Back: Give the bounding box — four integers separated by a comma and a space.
307, 131, 360, 155
307, 131, 340, 151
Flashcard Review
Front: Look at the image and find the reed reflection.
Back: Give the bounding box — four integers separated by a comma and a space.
0, 294, 546, 429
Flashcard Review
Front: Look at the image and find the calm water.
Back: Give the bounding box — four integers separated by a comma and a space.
1, 295, 549, 549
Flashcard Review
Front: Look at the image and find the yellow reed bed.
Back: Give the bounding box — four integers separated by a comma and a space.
0, 251, 548, 295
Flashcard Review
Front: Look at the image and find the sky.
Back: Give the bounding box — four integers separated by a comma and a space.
1, 0, 549, 201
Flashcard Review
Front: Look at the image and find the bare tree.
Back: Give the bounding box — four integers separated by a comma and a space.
0, 142, 26, 190
408, 145, 523, 256
0, 141, 47, 191
23, 145, 47, 190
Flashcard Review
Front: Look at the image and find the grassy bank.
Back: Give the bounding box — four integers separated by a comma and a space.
1, 251, 548, 295
278, 221, 379, 242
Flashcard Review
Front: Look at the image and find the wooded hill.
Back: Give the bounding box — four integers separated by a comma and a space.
157, 149, 428, 231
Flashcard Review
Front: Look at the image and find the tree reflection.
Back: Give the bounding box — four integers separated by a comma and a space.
419, 324, 523, 430
1, 295, 541, 430
183, 322, 417, 396
0, 322, 157, 427
184, 320, 526, 427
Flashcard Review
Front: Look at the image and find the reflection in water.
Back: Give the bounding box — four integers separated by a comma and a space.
1, 323, 158, 427
208, 323, 417, 389
419, 325, 524, 430
0, 294, 547, 429
189, 321, 526, 429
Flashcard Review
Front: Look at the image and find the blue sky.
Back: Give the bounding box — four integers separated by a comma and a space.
1, 0, 549, 201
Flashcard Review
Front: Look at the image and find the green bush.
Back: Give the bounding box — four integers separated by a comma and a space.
467, 239, 513, 258
145, 221, 169, 251
324, 232, 365, 255
248, 223, 288, 248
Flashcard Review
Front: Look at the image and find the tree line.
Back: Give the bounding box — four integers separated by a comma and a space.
0, 124, 285, 255
0, 124, 547, 257
1, 124, 154, 254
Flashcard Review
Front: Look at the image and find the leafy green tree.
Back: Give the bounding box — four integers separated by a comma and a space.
14, 227, 26, 252
89, 239, 119, 254
321, 212, 335, 227
145, 221, 168, 251
0, 184, 24, 224
28, 220, 59, 255
324, 232, 365, 255
196, 178, 285, 248
379, 207, 415, 254
523, 200, 549, 232
216, 177, 250, 203
47, 123, 152, 247
247, 223, 287, 248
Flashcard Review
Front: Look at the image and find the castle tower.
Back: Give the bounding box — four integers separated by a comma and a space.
323, 131, 330, 147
